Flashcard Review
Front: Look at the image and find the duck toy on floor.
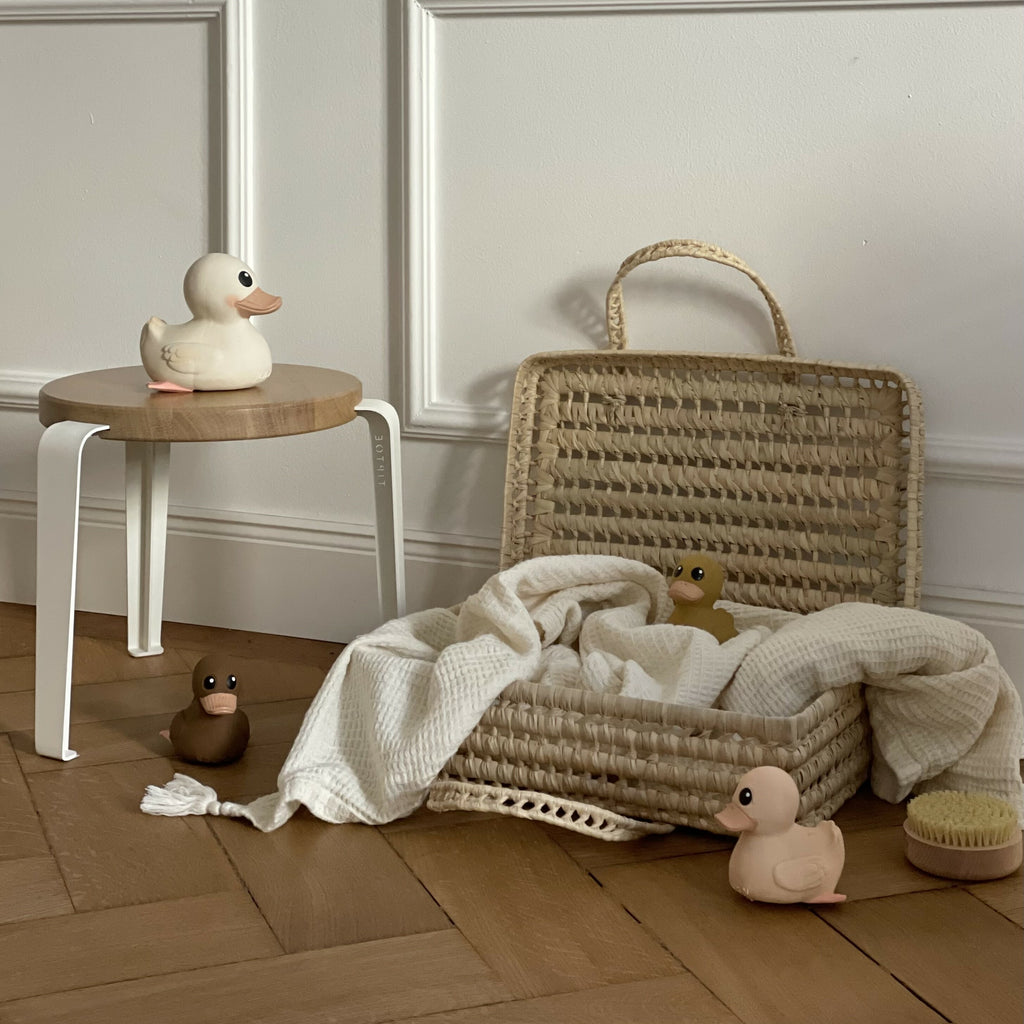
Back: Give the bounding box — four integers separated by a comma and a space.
141, 252, 282, 392
667, 553, 738, 643
715, 766, 847, 904
161, 654, 250, 764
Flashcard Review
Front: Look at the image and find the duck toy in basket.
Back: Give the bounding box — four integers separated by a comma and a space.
667, 554, 738, 643
715, 766, 847, 904
161, 654, 250, 765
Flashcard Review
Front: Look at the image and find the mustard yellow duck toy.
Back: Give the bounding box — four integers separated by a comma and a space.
667, 553, 738, 643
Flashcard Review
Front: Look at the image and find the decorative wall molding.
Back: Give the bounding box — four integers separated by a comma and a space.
921, 583, 1024, 627
417, 0, 1016, 11
3, 369, 1022, 485
924, 436, 1024, 485
400, 0, 1019, 441
0, 371, 50, 412
0, 488, 499, 570
0, 0, 254, 263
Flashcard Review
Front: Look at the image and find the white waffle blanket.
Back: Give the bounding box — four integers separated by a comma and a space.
142, 555, 1024, 830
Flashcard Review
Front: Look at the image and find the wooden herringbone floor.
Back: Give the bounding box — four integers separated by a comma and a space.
0, 601, 1021, 1024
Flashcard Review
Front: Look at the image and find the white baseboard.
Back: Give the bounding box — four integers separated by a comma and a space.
6, 485, 1023, 608
0, 490, 498, 642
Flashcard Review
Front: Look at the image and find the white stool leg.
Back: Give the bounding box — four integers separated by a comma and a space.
35, 420, 109, 760
125, 441, 170, 657
355, 400, 406, 621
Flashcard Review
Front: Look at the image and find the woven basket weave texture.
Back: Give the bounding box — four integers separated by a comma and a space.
435, 240, 923, 837
501, 242, 922, 613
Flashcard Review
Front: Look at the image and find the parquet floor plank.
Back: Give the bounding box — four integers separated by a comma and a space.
0, 734, 50, 860
0, 638, 190, 694
0, 674, 190, 733
167, 740, 294, 803
595, 851, 945, 1024
0, 929, 513, 1024
542, 821, 731, 871
0, 890, 281, 1003
388, 974, 743, 1024
10, 714, 176, 771
155, 628, 341, 668
209, 810, 451, 952
0, 857, 73, 924
11, 697, 313, 774
28, 759, 242, 911
831, 784, 911, 831
0, 601, 36, 658
379, 803, 504, 832
387, 817, 682, 999
967, 872, 1024, 926
65, 609, 341, 668
0, 602, 1015, 1024
0, 656, 322, 736
822, 887, 1024, 1024
171, 650, 328, 702
838, 824, 957, 900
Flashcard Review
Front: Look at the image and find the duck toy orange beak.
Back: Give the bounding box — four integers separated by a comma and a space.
233, 287, 282, 317
716, 801, 756, 832
199, 692, 238, 716
668, 578, 704, 603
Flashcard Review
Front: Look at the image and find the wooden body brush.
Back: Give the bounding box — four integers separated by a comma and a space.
904, 791, 1023, 881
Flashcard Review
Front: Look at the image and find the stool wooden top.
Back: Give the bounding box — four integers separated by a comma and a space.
38, 365, 363, 443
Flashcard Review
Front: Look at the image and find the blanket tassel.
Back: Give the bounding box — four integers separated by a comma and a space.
141, 773, 243, 818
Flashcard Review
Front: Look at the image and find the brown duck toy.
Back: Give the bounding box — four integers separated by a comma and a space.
161, 654, 250, 764
667, 553, 738, 644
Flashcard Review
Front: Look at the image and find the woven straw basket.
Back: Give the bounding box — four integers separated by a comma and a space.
429, 240, 924, 840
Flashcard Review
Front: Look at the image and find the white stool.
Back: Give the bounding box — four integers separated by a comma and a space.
35, 364, 405, 760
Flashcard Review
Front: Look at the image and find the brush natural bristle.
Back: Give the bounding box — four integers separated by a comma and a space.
906, 791, 1019, 848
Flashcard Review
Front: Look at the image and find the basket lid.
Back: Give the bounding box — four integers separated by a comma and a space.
500, 242, 923, 614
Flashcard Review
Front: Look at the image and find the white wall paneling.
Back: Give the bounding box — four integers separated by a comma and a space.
401, 0, 1023, 442
0, 0, 253, 264
1, 0, 1020, 667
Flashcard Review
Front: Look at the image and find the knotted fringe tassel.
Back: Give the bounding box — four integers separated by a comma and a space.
140, 773, 247, 819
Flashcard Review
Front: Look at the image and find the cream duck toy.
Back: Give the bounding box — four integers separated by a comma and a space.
715, 766, 847, 904
161, 654, 250, 764
667, 553, 738, 643
141, 252, 282, 392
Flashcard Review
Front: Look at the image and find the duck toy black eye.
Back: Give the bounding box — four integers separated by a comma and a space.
690, 566, 705, 581
227, 675, 237, 690
238, 270, 253, 287
739, 787, 753, 806
203, 676, 216, 690
672, 565, 683, 577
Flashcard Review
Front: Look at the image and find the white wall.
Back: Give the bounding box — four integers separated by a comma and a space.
1, 0, 1021, 691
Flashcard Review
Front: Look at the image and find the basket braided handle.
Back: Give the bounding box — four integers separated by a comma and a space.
605, 239, 797, 356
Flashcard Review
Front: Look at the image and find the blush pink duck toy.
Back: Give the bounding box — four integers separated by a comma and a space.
715, 765, 847, 904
